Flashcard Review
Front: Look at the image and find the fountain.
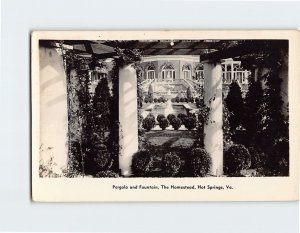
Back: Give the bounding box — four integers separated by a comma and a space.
164, 99, 174, 116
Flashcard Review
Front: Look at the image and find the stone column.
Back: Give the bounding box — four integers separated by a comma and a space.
203, 61, 223, 176
119, 64, 139, 176
39, 46, 68, 175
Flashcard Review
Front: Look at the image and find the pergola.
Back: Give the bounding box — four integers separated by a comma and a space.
79, 39, 229, 176
39, 39, 287, 176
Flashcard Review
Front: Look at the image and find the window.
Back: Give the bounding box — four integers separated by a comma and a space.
195, 64, 204, 85
147, 64, 155, 80
182, 65, 191, 80
162, 64, 175, 80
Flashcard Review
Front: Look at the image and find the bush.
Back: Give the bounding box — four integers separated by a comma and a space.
159, 118, 169, 130
171, 117, 182, 130
268, 138, 289, 176
167, 114, 176, 122
247, 146, 267, 169
95, 170, 119, 178
93, 149, 112, 171
224, 144, 251, 176
180, 97, 185, 103
157, 114, 166, 123
171, 98, 175, 103
190, 148, 212, 177
175, 96, 180, 103
147, 113, 156, 121
184, 98, 188, 102
162, 152, 182, 177
144, 96, 149, 103
184, 117, 197, 130
154, 98, 158, 103
177, 113, 187, 123
189, 97, 195, 103
131, 150, 153, 177
159, 96, 166, 103
142, 116, 156, 131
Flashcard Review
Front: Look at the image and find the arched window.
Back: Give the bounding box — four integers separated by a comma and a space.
195, 64, 204, 85
162, 63, 175, 81
182, 64, 191, 80
147, 64, 155, 80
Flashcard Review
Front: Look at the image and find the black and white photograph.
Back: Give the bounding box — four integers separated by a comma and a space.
31, 31, 298, 201
37, 38, 289, 178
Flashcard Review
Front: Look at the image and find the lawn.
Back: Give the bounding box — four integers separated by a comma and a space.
143, 130, 196, 149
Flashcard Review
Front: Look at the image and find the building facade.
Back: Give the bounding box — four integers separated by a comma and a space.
138, 55, 250, 99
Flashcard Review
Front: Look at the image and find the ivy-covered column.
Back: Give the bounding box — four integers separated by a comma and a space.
203, 61, 223, 176
119, 64, 139, 176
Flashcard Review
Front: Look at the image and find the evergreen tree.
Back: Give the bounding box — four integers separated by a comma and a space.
187, 86, 193, 100
225, 81, 244, 130
148, 84, 154, 102
92, 76, 111, 139
243, 79, 264, 145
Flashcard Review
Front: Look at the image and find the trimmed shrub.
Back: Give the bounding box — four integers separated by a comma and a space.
184, 117, 197, 130
93, 150, 111, 169
142, 116, 155, 131
159, 96, 166, 103
167, 114, 176, 122
247, 146, 267, 169
171, 117, 182, 130
162, 152, 182, 177
175, 96, 180, 103
154, 98, 158, 103
184, 98, 188, 102
190, 148, 212, 177
144, 96, 149, 103
159, 118, 169, 130
171, 98, 175, 103
95, 170, 119, 178
180, 97, 185, 103
131, 150, 153, 177
189, 97, 195, 103
157, 114, 166, 123
177, 113, 187, 123
224, 144, 251, 176
147, 113, 156, 121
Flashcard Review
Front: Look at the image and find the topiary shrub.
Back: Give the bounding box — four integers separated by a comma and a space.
142, 116, 156, 131
190, 148, 212, 177
177, 113, 187, 123
157, 114, 166, 123
131, 150, 153, 177
180, 97, 185, 103
184, 98, 188, 102
175, 96, 180, 103
224, 144, 251, 176
93, 150, 112, 171
184, 117, 197, 130
159, 118, 169, 130
167, 114, 176, 122
162, 152, 182, 177
95, 170, 119, 178
159, 96, 166, 103
189, 97, 195, 103
144, 96, 149, 103
147, 113, 155, 120
247, 146, 267, 169
171, 117, 182, 130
